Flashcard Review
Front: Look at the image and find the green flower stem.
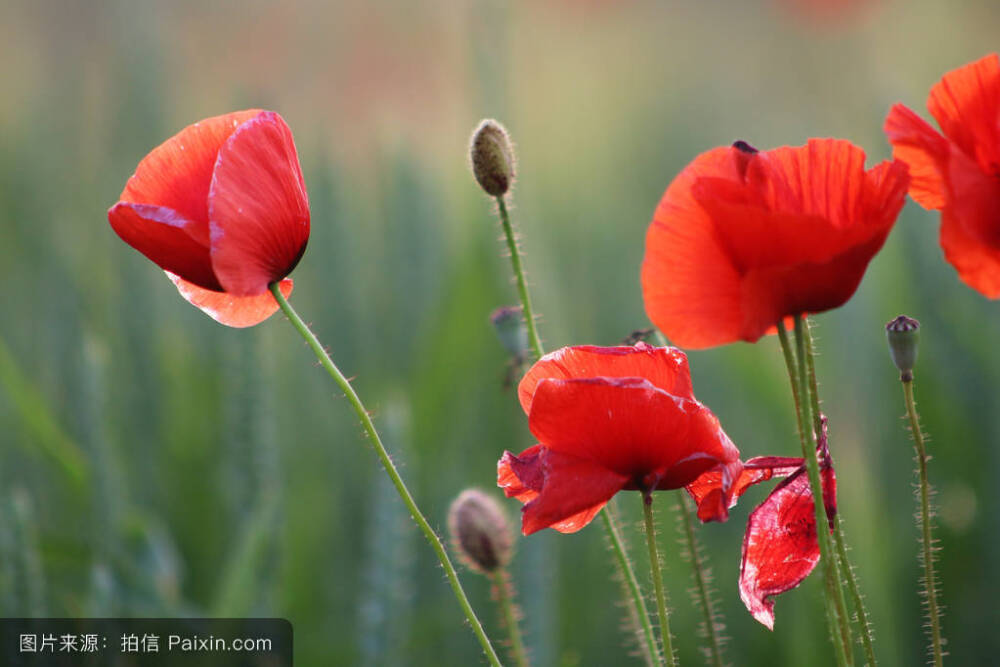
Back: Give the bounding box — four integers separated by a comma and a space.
491, 197, 660, 665
800, 322, 877, 666
268, 284, 502, 667
492, 569, 530, 667
777, 322, 852, 667
677, 494, 724, 667
603, 507, 662, 666
901, 378, 944, 667
642, 494, 675, 667
496, 197, 544, 362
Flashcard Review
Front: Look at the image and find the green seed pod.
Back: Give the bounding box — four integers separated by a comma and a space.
470, 119, 515, 197
447, 489, 514, 574
490, 306, 529, 358
886, 315, 920, 382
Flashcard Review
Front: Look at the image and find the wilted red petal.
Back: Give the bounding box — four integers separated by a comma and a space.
167, 273, 292, 328
528, 376, 734, 483
108, 203, 221, 290
118, 110, 261, 233
739, 464, 837, 629
926, 53, 1000, 171
884, 103, 949, 210
642, 140, 908, 348
498, 446, 626, 535
208, 111, 310, 296
685, 455, 803, 522
517, 343, 694, 415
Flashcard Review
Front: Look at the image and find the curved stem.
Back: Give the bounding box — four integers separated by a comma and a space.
902, 379, 944, 667
800, 322, 877, 666
492, 568, 530, 667
603, 508, 662, 666
268, 284, 502, 667
491, 198, 659, 664
642, 494, 675, 667
677, 494, 723, 667
496, 197, 544, 361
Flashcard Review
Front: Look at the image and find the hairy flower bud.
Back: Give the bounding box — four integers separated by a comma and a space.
490, 306, 529, 358
886, 315, 920, 382
448, 489, 514, 574
470, 119, 515, 197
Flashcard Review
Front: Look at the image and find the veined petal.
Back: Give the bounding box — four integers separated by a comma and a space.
884, 103, 950, 210
927, 53, 1000, 172
739, 464, 837, 629
517, 343, 694, 415
940, 209, 1000, 298
685, 455, 803, 522
167, 272, 292, 328
118, 110, 262, 233
108, 203, 220, 290
209, 111, 310, 296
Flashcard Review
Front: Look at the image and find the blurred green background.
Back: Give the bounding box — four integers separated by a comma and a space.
1, 0, 998, 664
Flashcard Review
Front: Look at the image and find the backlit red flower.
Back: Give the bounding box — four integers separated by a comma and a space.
497, 343, 742, 535
108, 110, 310, 327
641, 138, 909, 348
885, 53, 1000, 298
686, 428, 837, 629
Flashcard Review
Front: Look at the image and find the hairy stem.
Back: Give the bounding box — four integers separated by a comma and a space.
677, 494, 724, 667
496, 197, 544, 362
269, 284, 501, 667
492, 568, 530, 667
643, 494, 675, 667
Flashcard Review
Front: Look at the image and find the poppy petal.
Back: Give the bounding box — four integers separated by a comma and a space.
517, 343, 694, 414
499, 446, 626, 535
641, 147, 745, 349
118, 110, 262, 231
108, 203, 221, 290
940, 209, 1000, 298
208, 111, 310, 296
739, 464, 837, 629
926, 53, 1000, 171
884, 103, 950, 210
166, 272, 293, 328
528, 376, 733, 483
685, 455, 804, 522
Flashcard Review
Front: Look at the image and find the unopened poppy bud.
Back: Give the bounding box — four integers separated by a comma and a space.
448, 489, 514, 574
886, 315, 920, 382
490, 306, 529, 358
470, 119, 515, 197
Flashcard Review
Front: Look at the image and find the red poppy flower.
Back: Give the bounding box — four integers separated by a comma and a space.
108, 110, 310, 327
885, 53, 1000, 298
497, 343, 743, 535
686, 425, 837, 629
640, 138, 909, 348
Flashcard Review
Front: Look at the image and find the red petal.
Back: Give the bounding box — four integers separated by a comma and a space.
927, 53, 1000, 172
528, 376, 736, 484
940, 207, 1000, 298
685, 456, 803, 522
641, 147, 745, 349
118, 110, 262, 235
498, 446, 626, 535
739, 464, 837, 629
167, 273, 292, 328
208, 111, 310, 295
108, 203, 221, 290
517, 343, 694, 415
884, 103, 949, 210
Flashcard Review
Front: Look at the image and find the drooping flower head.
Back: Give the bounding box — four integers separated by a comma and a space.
641, 138, 909, 348
108, 110, 310, 327
885, 53, 1000, 298
497, 343, 743, 535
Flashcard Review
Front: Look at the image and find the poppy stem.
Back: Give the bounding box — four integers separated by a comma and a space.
777, 321, 852, 667
491, 568, 530, 667
900, 376, 944, 667
495, 197, 544, 361
642, 494, 676, 667
489, 196, 660, 665
800, 321, 877, 666
267, 284, 502, 667
676, 493, 724, 667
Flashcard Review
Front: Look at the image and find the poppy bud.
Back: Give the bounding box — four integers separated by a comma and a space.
470, 119, 515, 197
886, 315, 920, 382
490, 306, 529, 358
448, 489, 514, 574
